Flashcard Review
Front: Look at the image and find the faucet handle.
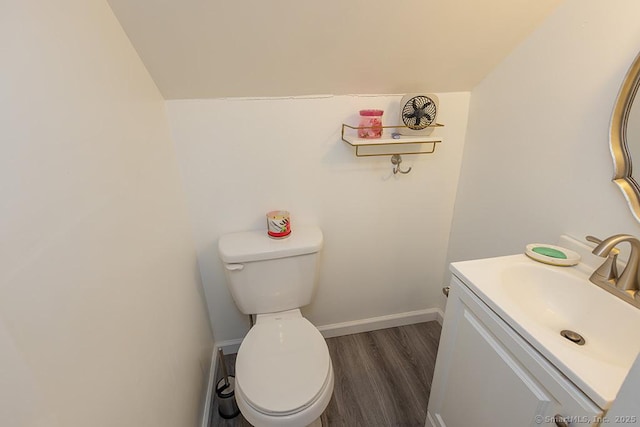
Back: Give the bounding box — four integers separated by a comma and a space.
586, 235, 620, 255
587, 234, 640, 307
586, 235, 619, 282
594, 250, 619, 282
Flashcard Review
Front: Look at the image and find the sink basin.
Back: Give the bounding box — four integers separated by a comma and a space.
451, 254, 640, 409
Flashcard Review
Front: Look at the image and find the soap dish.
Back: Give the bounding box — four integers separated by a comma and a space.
525, 243, 581, 267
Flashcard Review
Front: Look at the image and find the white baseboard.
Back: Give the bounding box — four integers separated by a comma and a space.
317, 307, 443, 338
214, 308, 444, 353
426, 410, 438, 427
200, 350, 218, 427
215, 338, 243, 355
202, 307, 444, 425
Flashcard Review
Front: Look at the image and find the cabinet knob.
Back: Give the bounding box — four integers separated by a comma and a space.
442, 286, 450, 297
554, 414, 569, 427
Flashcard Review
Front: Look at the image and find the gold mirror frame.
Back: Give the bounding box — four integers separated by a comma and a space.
611, 51, 640, 222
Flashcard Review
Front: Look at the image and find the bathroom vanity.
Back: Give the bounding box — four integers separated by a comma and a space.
426, 254, 640, 427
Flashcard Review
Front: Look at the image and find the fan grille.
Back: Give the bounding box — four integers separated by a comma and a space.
402, 96, 436, 130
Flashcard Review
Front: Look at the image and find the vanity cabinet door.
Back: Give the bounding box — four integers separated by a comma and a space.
426, 277, 602, 427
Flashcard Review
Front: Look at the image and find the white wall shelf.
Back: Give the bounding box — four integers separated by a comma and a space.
341, 123, 444, 157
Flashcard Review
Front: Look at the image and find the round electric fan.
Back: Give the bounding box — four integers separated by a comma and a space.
399, 94, 439, 135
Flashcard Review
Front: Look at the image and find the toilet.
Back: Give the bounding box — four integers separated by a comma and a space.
218, 225, 334, 427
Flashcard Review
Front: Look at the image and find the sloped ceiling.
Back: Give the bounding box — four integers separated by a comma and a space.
107, 0, 563, 99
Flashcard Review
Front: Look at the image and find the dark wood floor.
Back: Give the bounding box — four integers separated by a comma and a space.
210, 321, 442, 427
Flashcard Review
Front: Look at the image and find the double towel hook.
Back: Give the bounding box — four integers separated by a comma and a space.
391, 154, 412, 175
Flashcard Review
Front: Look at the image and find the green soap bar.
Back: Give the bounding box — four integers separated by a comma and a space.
532, 247, 567, 259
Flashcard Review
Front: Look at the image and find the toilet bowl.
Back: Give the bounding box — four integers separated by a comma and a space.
234, 310, 333, 427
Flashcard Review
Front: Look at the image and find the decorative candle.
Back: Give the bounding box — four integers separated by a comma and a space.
358, 109, 384, 138
266, 210, 291, 239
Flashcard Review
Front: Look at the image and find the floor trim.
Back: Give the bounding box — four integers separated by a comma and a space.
215, 338, 243, 355
213, 308, 444, 354
203, 307, 444, 425
200, 350, 218, 427
317, 307, 444, 338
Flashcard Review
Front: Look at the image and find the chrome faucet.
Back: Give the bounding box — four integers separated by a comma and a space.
588, 234, 640, 309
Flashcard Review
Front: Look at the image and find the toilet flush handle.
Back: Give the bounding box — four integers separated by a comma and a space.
225, 264, 244, 271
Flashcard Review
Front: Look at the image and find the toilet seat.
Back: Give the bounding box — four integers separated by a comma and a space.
235, 312, 331, 416
235, 363, 334, 427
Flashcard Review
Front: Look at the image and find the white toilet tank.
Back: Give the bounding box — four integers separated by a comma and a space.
218, 226, 323, 315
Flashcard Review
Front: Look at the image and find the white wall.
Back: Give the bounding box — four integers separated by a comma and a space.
167, 93, 470, 341
0, 2, 213, 426
448, 0, 640, 267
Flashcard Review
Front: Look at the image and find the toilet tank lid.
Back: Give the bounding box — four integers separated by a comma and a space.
218, 225, 323, 263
